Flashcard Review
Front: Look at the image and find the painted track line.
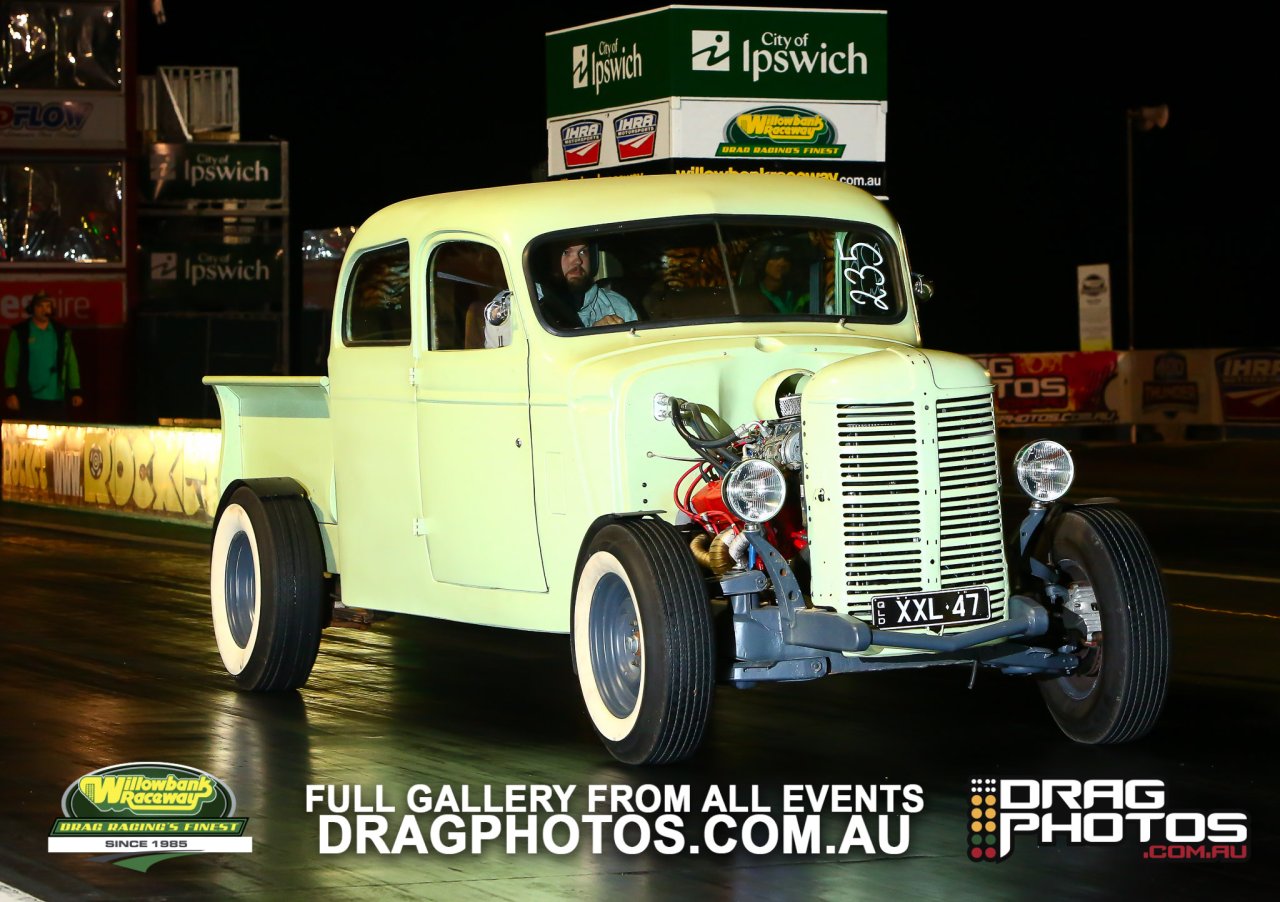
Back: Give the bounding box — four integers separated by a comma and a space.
1172, 602, 1280, 621
0, 881, 43, 901
1162, 567, 1280, 586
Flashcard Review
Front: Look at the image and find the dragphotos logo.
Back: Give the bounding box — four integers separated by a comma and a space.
968, 777, 1249, 862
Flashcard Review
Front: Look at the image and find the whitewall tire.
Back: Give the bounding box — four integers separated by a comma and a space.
210, 486, 326, 691
572, 519, 714, 765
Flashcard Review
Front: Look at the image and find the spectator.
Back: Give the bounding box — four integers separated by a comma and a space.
4, 291, 83, 420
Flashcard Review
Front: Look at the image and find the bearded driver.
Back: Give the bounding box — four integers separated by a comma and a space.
484, 239, 637, 347
537, 240, 637, 329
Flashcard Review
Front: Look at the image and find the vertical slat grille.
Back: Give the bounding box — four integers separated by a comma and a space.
836, 402, 923, 596
829, 392, 1008, 630
937, 394, 1007, 619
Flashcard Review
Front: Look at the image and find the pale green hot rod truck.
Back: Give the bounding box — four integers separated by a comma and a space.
205, 174, 1169, 764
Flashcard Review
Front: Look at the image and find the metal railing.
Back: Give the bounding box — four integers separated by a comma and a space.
139, 67, 240, 140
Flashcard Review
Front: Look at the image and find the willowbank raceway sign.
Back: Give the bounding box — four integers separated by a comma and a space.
545, 6, 888, 192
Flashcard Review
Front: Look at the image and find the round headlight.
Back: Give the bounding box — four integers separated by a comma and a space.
1013, 440, 1074, 502
723, 459, 786, 523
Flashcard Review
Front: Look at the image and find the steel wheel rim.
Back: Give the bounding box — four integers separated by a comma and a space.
1056, 562, 1102, 699
225, 530, 256, 649
589, 572, 642, 718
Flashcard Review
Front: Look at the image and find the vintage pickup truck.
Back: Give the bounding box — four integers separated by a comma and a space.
205, 174, 1169, 764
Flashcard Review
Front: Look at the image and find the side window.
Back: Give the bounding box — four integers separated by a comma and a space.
427, 241, 509, 350
343, 242, 411, 345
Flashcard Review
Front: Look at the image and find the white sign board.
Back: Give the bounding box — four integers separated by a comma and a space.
1077, 263, 1113, 352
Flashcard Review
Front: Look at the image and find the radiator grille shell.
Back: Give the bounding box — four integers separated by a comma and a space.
804, 368, 1008, 643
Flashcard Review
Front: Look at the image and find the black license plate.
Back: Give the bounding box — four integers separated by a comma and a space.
871, 586, 992, 630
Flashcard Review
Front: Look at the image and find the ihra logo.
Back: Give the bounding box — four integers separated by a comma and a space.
614, 110, 658, 161
50, 762, 252, 870
967, 777, 1248, 862
561, 119, 603, 169
716, 105, 844, 158
1214, 349, 1280, 422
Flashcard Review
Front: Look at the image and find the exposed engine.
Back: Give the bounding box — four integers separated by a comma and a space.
658, 392, 808, 583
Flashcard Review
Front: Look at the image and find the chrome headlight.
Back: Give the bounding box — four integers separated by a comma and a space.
1013, 440, 1074, 502
723, 459, 786, 523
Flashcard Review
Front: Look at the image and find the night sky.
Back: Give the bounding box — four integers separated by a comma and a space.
136, 2, 1268, 354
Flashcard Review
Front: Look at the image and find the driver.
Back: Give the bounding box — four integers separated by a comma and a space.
484, 238, 637, 347
538, 239, 637, 329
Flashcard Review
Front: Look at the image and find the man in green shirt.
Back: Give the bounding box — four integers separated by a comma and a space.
4, 291, 83, 421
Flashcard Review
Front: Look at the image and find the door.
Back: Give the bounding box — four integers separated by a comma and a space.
328, 240, 431, 610
415, 236, 546, 591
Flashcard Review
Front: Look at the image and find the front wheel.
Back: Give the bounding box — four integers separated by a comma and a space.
210, 486, 327, 691
572, 519, 714, 765
1038, 505, 1170, 743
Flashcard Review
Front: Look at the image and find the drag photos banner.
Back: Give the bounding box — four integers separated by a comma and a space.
308, 782, 920, 857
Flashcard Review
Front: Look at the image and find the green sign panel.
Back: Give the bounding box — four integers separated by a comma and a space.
145, 142, 285, 203
546, 6, 887, 117
144, 241, 284, 309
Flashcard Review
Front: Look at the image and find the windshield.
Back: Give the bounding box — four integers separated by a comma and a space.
526, 218, 903, 333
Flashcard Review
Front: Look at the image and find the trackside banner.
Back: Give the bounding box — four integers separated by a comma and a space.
1, 422, 220, 524
971, 349, 1278, 428
971, 352, 1131, 427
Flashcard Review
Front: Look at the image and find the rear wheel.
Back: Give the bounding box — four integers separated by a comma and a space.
1039, 505, 1169, 743
572, 519, 714, 765
210, 486, 326, 691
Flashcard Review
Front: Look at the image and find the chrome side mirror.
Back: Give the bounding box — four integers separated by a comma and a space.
484, 291, 511, 326
911, 273, 935, 304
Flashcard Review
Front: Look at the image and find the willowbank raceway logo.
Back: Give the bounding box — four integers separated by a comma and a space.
967, 778, 1248, 862
716, 105, 844, 159
49, 762, 252, 871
